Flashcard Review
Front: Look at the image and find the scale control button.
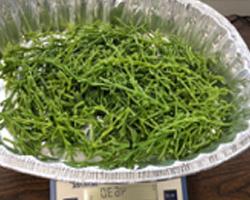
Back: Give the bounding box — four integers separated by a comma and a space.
164, 190, 178, 200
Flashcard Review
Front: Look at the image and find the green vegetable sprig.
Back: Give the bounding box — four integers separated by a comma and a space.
0, 21, 236, 168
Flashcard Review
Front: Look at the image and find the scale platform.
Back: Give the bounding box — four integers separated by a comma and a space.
50, 177, 188, 200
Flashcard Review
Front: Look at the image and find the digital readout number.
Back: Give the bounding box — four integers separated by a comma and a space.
100, 186, 127, 199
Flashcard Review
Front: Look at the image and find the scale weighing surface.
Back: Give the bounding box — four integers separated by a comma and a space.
50, 178, 188, 200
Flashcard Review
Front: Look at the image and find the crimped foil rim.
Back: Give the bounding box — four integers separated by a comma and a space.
0, 0, 249, 183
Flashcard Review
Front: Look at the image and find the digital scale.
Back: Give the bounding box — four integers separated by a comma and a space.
50, 178, 188, 200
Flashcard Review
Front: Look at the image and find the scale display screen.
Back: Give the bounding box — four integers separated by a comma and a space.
50, 178, 188, 200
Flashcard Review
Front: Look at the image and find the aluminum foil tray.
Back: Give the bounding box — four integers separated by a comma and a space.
0, 0, 250, 184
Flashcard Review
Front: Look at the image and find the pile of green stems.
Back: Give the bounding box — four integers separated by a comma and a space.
0, 21, 236, 168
